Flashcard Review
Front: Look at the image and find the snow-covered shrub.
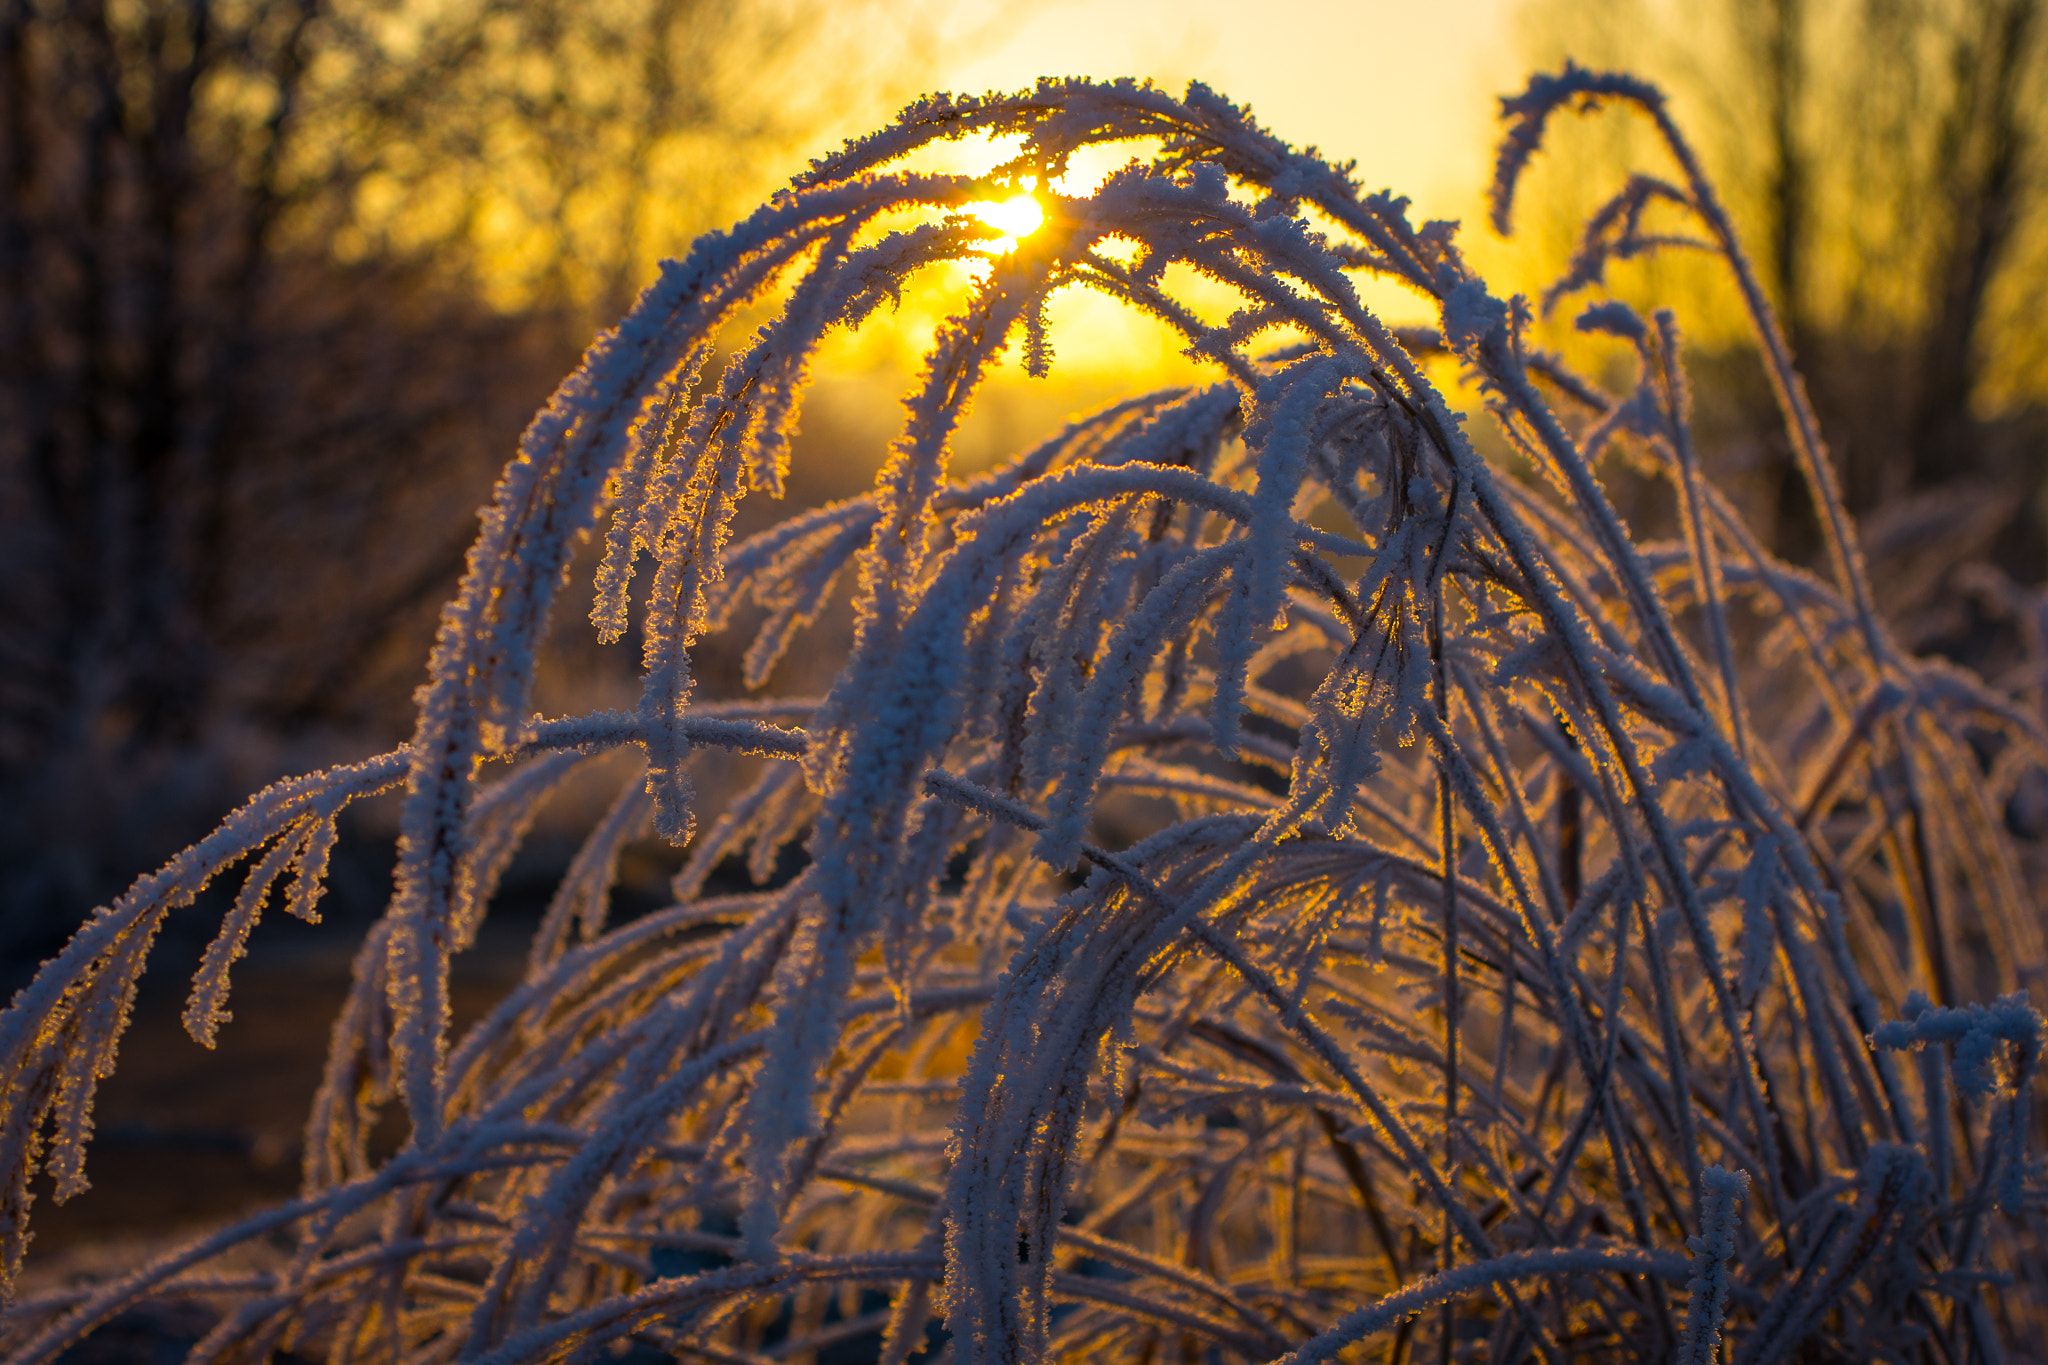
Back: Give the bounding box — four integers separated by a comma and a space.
2, 67, 2043, 1364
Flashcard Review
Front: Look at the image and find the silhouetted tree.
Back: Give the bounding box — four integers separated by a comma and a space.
0, 0, 924, 940
1520, 0, 2048, 611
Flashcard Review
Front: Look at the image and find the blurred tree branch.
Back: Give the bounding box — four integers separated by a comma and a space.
1520, 0, 2048, 650
0, 0, 936, 937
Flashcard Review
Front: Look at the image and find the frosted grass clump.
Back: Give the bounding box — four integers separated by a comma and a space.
1, 67, 2044, 1364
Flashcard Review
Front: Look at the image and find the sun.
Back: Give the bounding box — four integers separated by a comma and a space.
964, 193, 1045, 251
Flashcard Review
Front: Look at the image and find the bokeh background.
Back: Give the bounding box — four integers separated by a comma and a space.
6, 0, 2048, 1266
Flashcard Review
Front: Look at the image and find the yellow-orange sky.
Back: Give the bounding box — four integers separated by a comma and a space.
929, 0, 1522, 226
778, 0, 1548, 470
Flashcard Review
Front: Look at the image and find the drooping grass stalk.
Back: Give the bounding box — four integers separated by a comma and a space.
0, 71, 2039, 1365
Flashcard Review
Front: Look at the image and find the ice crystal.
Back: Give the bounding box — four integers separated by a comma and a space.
0, 70, 2043, 1365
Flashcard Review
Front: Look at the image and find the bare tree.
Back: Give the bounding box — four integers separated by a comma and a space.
0, 0, 926, 942
1519, 0, 2048, 609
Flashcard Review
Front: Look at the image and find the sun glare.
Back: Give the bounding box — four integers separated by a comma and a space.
964, 194, 1045, 251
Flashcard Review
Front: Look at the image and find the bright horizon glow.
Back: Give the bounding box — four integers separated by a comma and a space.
932, 1, 1520, 228
964, 193, 1045, 252
876, 0, 1525, 382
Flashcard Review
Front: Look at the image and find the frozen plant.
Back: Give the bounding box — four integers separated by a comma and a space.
1, 66, 2044, 1364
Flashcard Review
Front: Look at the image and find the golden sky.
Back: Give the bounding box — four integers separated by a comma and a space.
782, 0, 1540, 469
931, 0, 1523, 227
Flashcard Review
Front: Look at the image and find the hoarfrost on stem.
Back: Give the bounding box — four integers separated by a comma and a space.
1, 69, 2044, 1365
